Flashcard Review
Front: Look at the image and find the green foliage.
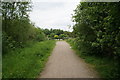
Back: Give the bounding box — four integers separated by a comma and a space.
2, 2, 47, 54
49, 33, 55, 39
54, 35, 59, 39
52, 29, 64, 36
73, 2, 120, 56
59, 34, 67, 40
2, 2, 31, 20
2, 32, 16, 53
2, 2, 32, 43
67, 39, 119, 79
2, 40, 56, 78
42, 29, 72, 39
4, 19, 32, 42
34, 28, 47, 41
72, 2, 120, 78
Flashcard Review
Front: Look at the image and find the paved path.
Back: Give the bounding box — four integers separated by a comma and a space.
40, 41, 99, 78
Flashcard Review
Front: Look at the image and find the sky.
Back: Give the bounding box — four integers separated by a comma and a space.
29, 0, 80, 32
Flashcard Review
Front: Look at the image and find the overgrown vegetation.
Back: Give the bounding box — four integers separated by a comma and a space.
71, 2, 120, 79
2, 2, 47, 54
3, 40, 56, 78
2, 2, 54, 78
2, 1, 120, 79
67, 39, 117, 79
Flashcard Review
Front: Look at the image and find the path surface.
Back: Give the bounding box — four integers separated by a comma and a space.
40, 41, 99, 78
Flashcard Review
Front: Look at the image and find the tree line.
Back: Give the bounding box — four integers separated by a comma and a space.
42, 29, 73, 40
2, 2, 46, 54
2, 2, 73, 54
72, 2, 120, 78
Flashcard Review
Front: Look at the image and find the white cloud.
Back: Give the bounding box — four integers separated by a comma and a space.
29, 0, 80, 31
31, 0, 80, 2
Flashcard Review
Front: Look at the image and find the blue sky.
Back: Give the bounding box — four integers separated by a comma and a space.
29, 0, 80, 31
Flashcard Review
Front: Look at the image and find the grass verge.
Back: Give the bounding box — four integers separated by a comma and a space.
66, 39, 118, 79
2, 40, 56, 78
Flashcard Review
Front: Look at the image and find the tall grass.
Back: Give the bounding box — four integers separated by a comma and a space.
67, 39, 118, 79
2, 40, 56, 78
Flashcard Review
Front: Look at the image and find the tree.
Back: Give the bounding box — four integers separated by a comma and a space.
72, 2, 120, 78
53, 29, 64, 36
35, 28, 46, 41
2, 2, 47, 54
54, 35, 59, 39
42, 29, 51, 36
2, 2, 32, 42
59, 34, 67, 40
42, 28, 71, 39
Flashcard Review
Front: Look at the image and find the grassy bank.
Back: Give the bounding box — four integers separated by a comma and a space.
66, 39, 117, 79
2, 40, 56, 78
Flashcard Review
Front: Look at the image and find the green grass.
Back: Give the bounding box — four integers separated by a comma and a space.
2, 40, 56, 78
66, 39, 118, 79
